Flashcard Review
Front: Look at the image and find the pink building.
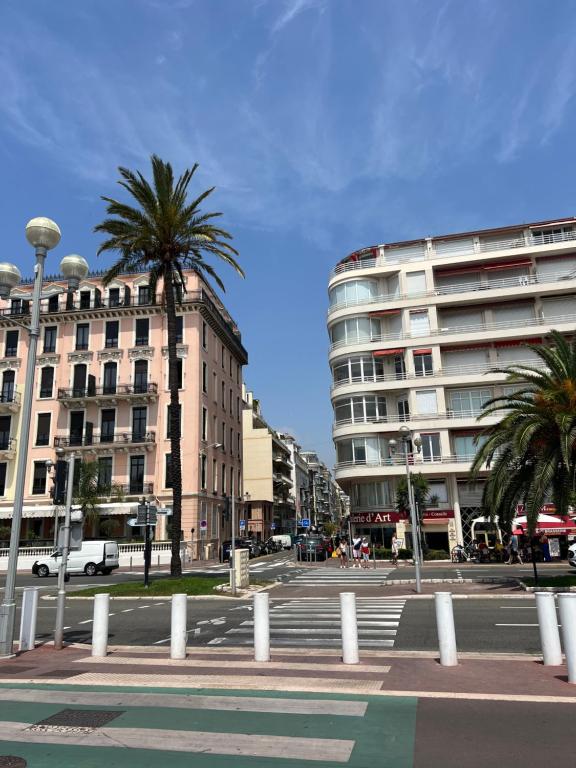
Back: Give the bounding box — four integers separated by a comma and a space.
0, 268, 247, 555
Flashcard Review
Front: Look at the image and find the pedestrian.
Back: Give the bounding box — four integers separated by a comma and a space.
507, 533, 523, 564
338, 538, 348, 569
391, 534, 399, 567
540, 533, 551, 562
352, 535, 362, 568
361, 537, 371, 568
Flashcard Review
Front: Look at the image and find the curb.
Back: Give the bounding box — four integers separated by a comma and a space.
519, 580, 576, 593
383, 577, 519, 586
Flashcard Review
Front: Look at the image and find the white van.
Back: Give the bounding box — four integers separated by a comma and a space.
32, 540, 120, 577
270, 534, 293, 550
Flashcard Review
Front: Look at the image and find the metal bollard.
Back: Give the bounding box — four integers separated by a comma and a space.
170, 593, 187, 660
535, 592, 562, 666
434, 592, 458, 666
19, 588, 38, 651
158, 555, 160, 568
340, 592, 359, 664
254, 592, 270, 662
91, 593, 110, 657
130, 556, 133, 571
559, 594, 576, 683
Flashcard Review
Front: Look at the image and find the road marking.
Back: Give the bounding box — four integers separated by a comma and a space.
121, 609, 134, 613
152, 637, 171, 645
499, 606, 537, 609
78, 619, 92, 625
495, 623, 559, 627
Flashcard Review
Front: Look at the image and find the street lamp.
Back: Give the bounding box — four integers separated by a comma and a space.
0, 218, 88, 657
389, 425, 423, 594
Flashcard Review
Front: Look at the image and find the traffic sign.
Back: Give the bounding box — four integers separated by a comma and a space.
200, 519, 208, 529
136, 504, 157, 526
300, 518, 310, 528
127, 518, 138, 527
271, 522, 276, 531
239, 519, 246, 530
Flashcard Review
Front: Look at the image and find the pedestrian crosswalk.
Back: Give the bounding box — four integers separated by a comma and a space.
219, 596, 406, 649
284, 566, 393, 586
208, 554, 296, 573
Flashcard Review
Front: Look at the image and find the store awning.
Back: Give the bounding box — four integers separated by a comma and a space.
0, 503, 138, 520
513, 514, 576, 535
413, 348, 432, 355
369, 309, 400, 317
373, 348, 404, 357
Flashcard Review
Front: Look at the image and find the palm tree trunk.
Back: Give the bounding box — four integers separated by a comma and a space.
164, 267, 183, 577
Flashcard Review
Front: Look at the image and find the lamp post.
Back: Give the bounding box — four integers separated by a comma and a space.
389, 425, 423, 594
54, 451, 75, 649
0, 218, 88, 657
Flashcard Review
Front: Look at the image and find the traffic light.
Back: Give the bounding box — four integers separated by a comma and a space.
51, 460, 68, 505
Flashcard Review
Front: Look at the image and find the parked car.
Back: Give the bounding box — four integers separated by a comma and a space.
32, 540, 119, 577
220, 538, 263, 563
270, 534, 293, 550
568, 542, 576, 568
296, 536, 328, 562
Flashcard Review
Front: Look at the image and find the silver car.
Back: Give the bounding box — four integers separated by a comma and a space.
568, 542, 576, 568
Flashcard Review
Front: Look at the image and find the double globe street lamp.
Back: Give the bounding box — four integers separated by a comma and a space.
0, 218, 88, 657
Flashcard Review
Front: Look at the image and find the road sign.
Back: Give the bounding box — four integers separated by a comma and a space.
200, 519, 208, 529
127, 518, 138, 527
157, 507, 172, 516
136, 504, 157, 526
300, 518, 310, 528
239, 519, 246, 530
271, 522, 276, 531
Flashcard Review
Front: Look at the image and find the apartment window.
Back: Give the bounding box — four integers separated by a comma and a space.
236, 396, 240, 421
135, 318, 149, 346
428, 481, 449, 505
221, 421, 226, 451
414, 351, 433, 377
202, 321, 207, 349
229, 428, 233, 455
43, 326, 57, 353
165, 454, 173, 489
39, 367, 54, 398
5, 330, 18, 358
105, 321, 119, 349
72, 364, 87, 397
69, 411, 84, 447
448, 389, 492, 417
169, 358, 183, 390
334, 395, 387, 425
36, 413, 51, 447
221, 463, 226, 495
108, 287, 120, 307
175, 315, 183, 344
76, 323, 89, 351
97, 457, 113, 491
0, 463, 6, 496
415, 390, 438, 415
237, 432, 240, 456
229, 389, 233, 413
132, 407, 147, 442
212, 459, 218, 492
221, 345, 225, 369
230, 467, 234, 496
10, 299, 28, 315
202, 362, 207, 393
134, 359, 148, 394
229, 355, 233, 376
397, 397, 410, 421
138, 285, 151, 305
213, 372, 217, 401
129, 455, 145, 494
221, 381, 225, 409
213, 415, 217, 444
102, 362, 117, 395
237, 364, 240, 385
100, 409, 116, 443
453, 434, 485, 461
202, 407, 208, 441
200, 454, 207, 489
406, 271, 427, 296
237, 470, 241, 499
166, 403, 181, 439
32, 462, 48, 495
409, 310, 430, 337
1, 371, 14, 403
0, 416, 10, 451
421, 433, 441, 462
79, 290, 91, 309
47, 294, 59, 312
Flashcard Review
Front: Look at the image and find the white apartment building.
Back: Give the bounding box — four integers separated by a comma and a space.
328, 217, 576, 551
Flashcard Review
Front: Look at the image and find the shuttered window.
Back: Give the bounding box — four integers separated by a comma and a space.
415, 390, 438, 415
541, 296, 576, 319
439, 309, 483, 331
492, 304, 534, 324
434, 237, 475, 257
443, 349, 488, 372
406, 271, 427, 296
409, 311, 430, 336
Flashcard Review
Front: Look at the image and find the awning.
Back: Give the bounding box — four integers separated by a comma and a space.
513, 514, 576, 535
373, 349, 404, 357
484, 260, 532, 270
494, 337, 542, 348
0, 503, 138, 520
413, 348, 432, 355
369, 309, 400, 317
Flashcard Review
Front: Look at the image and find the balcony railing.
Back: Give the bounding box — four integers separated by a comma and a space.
329, 312, 576, 352
97, 482, 155, 497
0, 437, 16, 453
328, 270, 576, 314
54, 431, 156, 449
331, 228, 576, 277
335, 453, 484, 470
0, 392, 20, 405
333, 410, 495, 428
58, 383, 158, 400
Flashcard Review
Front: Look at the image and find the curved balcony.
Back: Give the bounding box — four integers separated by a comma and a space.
58, 383, 158, 406
54, 431, 156, 452
334, 453, 489, 480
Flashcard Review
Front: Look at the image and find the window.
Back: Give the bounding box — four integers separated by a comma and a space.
102, 362, 117, 395
134, 359, 148, 394
1, 371, 14, 403
397, 397, 410, 421
334, 395, 387, 424
79, 290, 91, 309
175, 315, 183, 344
202, 407, 208, 441
40, 367, 54, 398
406, 271, 427, 296
415, 390, 438, 415
10, 299, 28, 315
5, 330, 18, 358
105, 321, 119, 349
336, 436, 382, 465
330, 317, 381, 345
351, 481, 393, 508
169, 358, 183, 390
221, 381, 225, 408
230, 428, 233, 455
237, 364, 240, 385
72, 364, 87, 397
76, 323, 89, 351
43, 326, 57, 353
69, 411, 84, 447
221, 345, 225, 369
230, 467, 234, 496
453, 434, 484, 460
0, 416, 11, 450
166, 404, 181, 439
409, 311, 430, 337
229, 389, 233, 413
129, 455, 145, 494
32, 462, 48, 495
448, 389, 492, 417
132, 407, 147, 441
329, 279, 379, 307
221, 462, 226, 495
202, 321, 207, 349
212, 459, 217, 492
229, 355, 233, 376
97, 457, 113, 491
236, 396, 240, 421
200, 454, 207, 489
213, 415, 217, 444
0, 463, 6, 496
135, 318, 149, 346
221, 421, 226, 451
47, 294, 59, 312
108, 287, 120, 307
213, 372, 217, 400
428, 481, 448, 505
332, 356, 386, 385
421, 433, 441, 462
414, 351, 433, 377
138, 285, 151, 305
237, 432, 240, 456
202, 362, 207, 393
100, 409, 116, 443
36, 413, 51, 447
165, 454, 173, 489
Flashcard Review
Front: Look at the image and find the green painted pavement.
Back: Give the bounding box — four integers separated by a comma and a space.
0, 683, 417, 768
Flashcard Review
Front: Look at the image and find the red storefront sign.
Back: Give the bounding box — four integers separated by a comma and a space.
350, 510, 455, 525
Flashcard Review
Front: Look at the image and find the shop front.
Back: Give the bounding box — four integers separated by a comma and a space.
350, 509, 455, 552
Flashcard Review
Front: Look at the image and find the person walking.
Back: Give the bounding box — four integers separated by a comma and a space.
338, 538, 348, 569
507, 533, 523, 564
361, 537, 371, 568
352, 535, 363, 568
540, 533, 551, 562
391, 534, 400, 567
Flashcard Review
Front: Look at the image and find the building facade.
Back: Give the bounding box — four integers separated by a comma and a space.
328, 217, 576, 551
0, 268, 247, 555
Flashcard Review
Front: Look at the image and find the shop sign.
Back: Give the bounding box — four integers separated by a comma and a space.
515, 503, 557, 515
350, 511, 407, 524
422, 510, 455, 520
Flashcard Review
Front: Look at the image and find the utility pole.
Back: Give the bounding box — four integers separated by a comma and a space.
54, 453, 75, 650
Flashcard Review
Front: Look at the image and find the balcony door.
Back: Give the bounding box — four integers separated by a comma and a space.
129, 455, 144, 494
102, 362, 117, 395
72, 364, 87, 397
0, 416, 10, 449
134, 360, 148, 394
132, 407, 147, 442
69, 411, 84, 447
100, 409, 116, 443
1, 371, 14, 403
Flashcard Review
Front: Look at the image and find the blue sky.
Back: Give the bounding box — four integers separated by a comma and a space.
2, 0, 576, 466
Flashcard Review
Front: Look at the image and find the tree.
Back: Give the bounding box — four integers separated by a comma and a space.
471, 332, 576, 578
395, 473, 430, 551
73, 460, 123, 535
95, 156, 244, 576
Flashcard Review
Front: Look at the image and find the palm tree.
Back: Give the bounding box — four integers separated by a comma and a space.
95, 156, 244, 576
471, 331, 576, 558
74, 460, 124, 536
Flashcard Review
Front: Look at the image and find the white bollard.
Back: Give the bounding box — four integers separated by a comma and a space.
19, 588, 39, 651
254, 593, 270, 662
559, 594, 576, 683
340, 592, 359, 664
435, 592, 458, 666
170, 593, 188, 660
535, 592, 562, 666
91, 593, 110, 657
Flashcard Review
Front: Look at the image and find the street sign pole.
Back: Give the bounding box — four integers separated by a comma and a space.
54, 452, 75, 650
231, 493, 236, 597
